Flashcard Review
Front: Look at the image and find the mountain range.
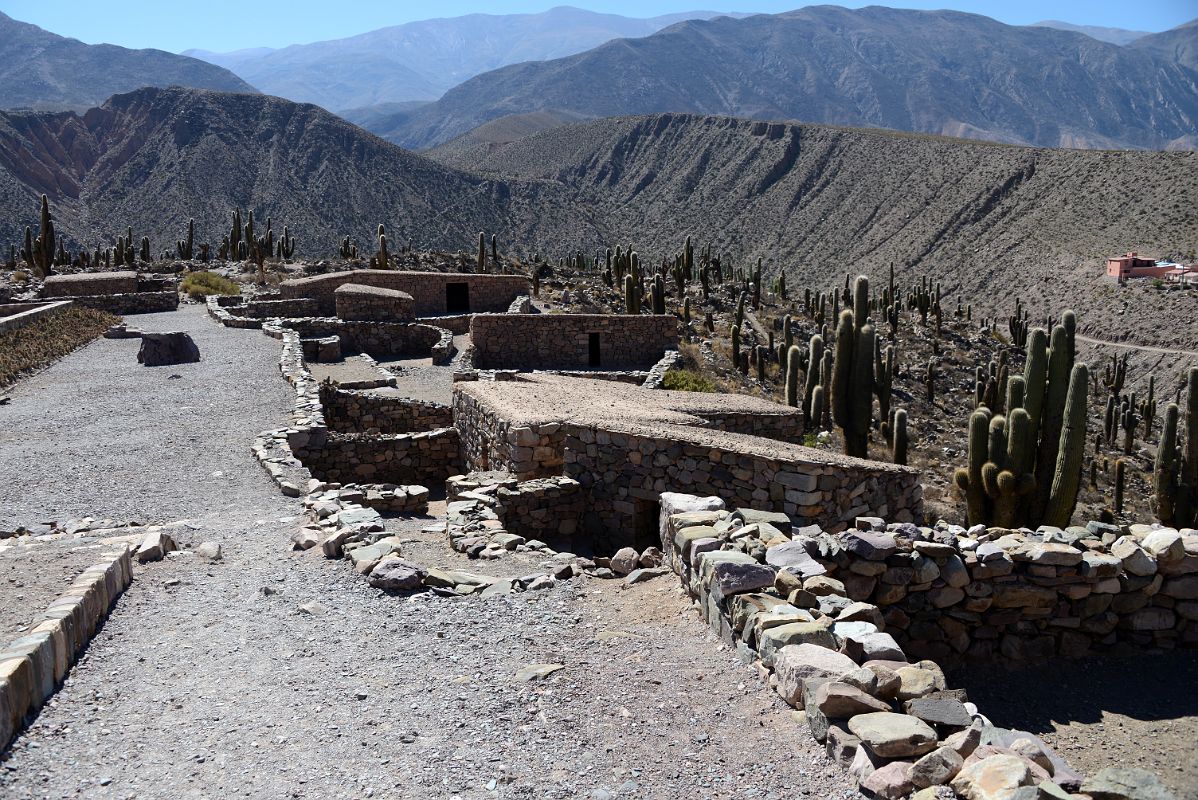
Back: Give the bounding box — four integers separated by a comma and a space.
365, 6, 1198, 151
1032, 20, 1150, 46
183, 7, 747, 111
0, 87, 1193, 350
0, 12, 255, 111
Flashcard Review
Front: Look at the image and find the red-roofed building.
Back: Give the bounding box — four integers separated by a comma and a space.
1105, 252, 1173, 280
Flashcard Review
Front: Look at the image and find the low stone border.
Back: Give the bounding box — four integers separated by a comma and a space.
0, 300, 73, 335
658, 491, 1184, 800
0, 547, 133, 750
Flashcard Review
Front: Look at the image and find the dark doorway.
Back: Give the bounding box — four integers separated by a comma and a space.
633, 498, 661, 552
588, 332, 601, 367
446, 282, 470, 313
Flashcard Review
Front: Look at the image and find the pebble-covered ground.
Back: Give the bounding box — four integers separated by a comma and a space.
0, 541, 115, 638
953, 653, 1198, 799
0, 305, 860, 799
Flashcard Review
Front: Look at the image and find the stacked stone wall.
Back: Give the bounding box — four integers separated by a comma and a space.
69, 291, 179, 315
41, 271, 138, 297
0, 301, 72, 334
564, 426, 921, 552
470, 313, 678, 370
277, 318, 454, 364
335, 283, 415, 322
656, 494, 1192, 799
293, 428, 461, 485
279, 270, 529, 316
452, 390, 566, 478
322, 387, 453, 435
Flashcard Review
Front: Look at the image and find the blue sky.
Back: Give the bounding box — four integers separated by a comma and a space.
1, 1, 1192, 53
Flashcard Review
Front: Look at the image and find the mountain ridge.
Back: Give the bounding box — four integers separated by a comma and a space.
184, 6, 748, 111
366, 6, 1198, 151
0, 12, 257, 111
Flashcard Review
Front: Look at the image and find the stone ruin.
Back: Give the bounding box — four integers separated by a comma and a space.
201, 263, 1192, 799
40, 270, 179, 315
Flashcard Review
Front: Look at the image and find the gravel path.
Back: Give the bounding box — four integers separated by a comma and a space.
0, 305, 858, 799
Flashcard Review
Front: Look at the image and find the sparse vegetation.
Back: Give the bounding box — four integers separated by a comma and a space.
661, 369, 716, 393
180, 270, 240, 300
0, 306, 118, 386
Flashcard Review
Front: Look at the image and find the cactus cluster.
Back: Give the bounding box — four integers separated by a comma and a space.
954, 313, 1088, 528
1154, 367, 1198, 527
830, 276, 875, 458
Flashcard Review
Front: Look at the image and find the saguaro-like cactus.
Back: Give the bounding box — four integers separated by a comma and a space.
177, 218, 194, 260
892, 408, 908, 466
1042, 363, 1090, 529
785, 345, 801, 408
1155, 368, 1198, 527
477, 232, 486, 273
954, 410, 993, 526
830, 276, 875, 458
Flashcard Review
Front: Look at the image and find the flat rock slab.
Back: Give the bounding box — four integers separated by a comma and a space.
848, 712, 938, 758
138, 332, 200, 366
515, 663, 564, 682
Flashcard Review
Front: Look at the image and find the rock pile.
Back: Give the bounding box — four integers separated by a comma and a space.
660, 492, 1183, 800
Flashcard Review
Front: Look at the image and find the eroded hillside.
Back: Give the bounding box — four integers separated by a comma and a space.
432, 114, 1198, 349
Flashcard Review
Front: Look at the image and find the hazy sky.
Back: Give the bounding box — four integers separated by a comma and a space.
1, 1, 1192, 53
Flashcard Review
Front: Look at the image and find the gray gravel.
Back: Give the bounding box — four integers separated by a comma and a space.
0, 305, 859, 799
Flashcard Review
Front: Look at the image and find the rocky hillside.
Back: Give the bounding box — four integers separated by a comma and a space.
372, 6, 1198, 151
431, 113, 1198, 350
0, 87, 583, 257
185, 6, 744, 111
0, 89, 1192, 350
0, 13, 257, 111
1131, 18, 1198, 71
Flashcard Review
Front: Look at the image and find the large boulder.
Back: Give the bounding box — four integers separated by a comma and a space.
138, 331, 200, 366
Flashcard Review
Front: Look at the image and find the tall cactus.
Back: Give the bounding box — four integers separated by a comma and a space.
1155, 368, 1198, 527
177, 218, 194, 260
1031, 324, 1072, 522
954, 410, 993, 526
830, 276, 874, 458
803, 335, 824, 426
785, 345, 801, 408
892, 408, 908, 466
1042, 363, 1090, 529
477, 231, 486, 273
875, 342, 894, 427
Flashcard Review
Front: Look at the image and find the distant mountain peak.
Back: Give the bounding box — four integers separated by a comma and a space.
0, 13, 257, 111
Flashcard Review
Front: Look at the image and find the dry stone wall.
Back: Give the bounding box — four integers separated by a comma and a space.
0, 301, 71, 335
293, 429, 462, 488
564, 425, 921, 552
453, 389, 567, 479
70, 291, 179, 315
335, 283, 415, 322
41, 271, 138, 297
274, 318, 454, 364
470, 313, 678, 370
279, 270, 529, 316
321, 386, 453, 435
658, 492, 1189, 800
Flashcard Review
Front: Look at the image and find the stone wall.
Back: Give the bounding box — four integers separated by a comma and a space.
452, 376, 917, 553
238, 297, 321, 319
564, 424, 921, 552
0, 300, 72, 335
293, 428, 462, 485
321, 385, 453, 435
444, 473, 585, 556
69, 291, 179, 315
274, 318, 454, 364
279, 270, 529, 316
470, 313, 679, 370
453, 389, 567, 479
41, 271, 138, 298
335, 283, 415, 322
654, 494, 1197, 799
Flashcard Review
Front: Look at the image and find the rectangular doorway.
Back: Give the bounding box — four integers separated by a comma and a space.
633, 498, 661, 552
446, 282, 470, 313
588, 332, 601, 367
